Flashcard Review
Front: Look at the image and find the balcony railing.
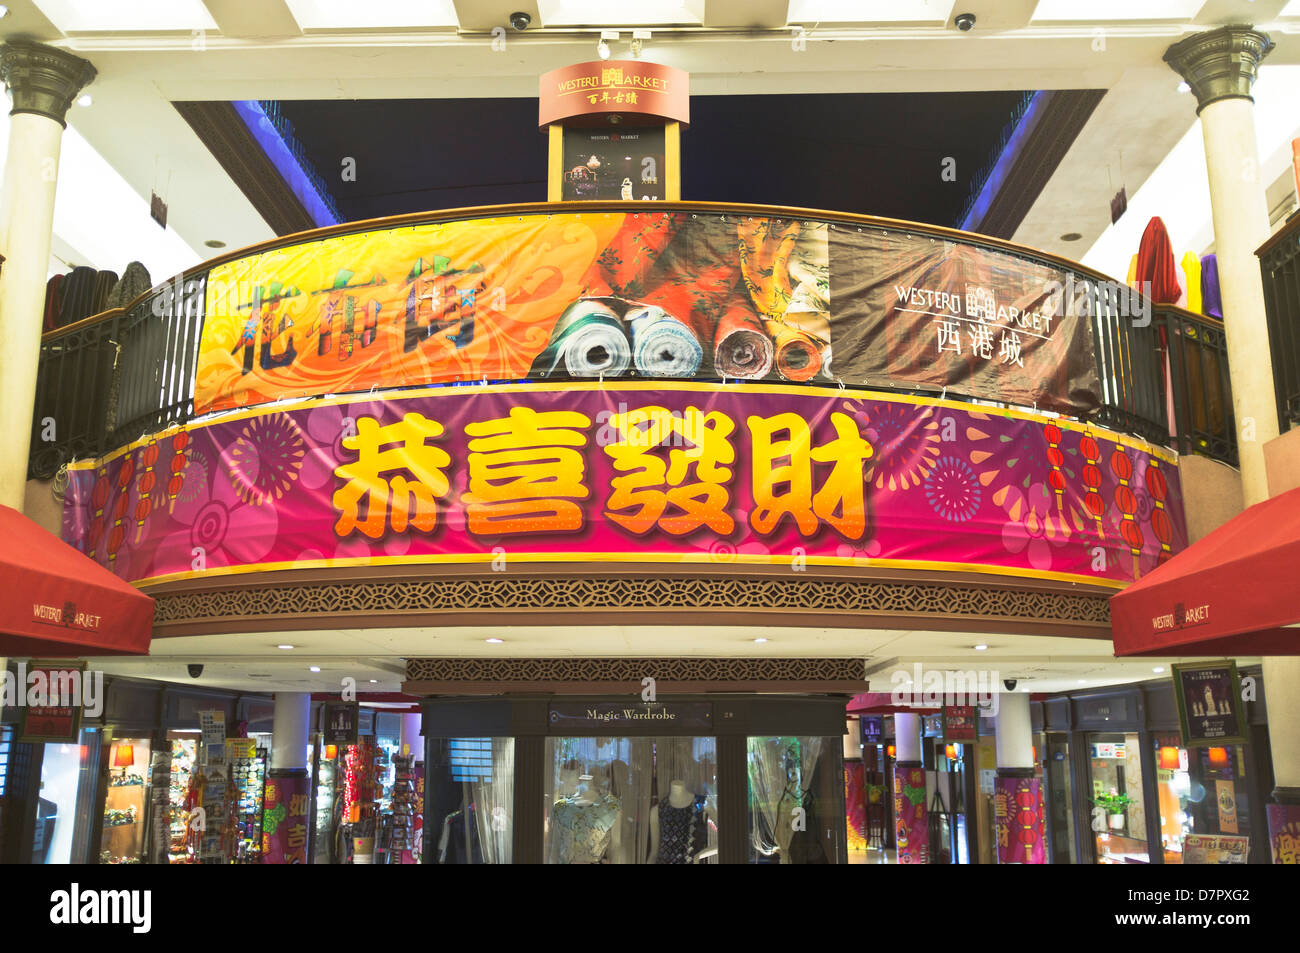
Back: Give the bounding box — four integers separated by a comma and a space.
27, 201, 1238, 480
1259, 211, 1300, 433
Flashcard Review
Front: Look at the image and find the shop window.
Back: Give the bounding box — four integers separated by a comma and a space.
543, 737, 717, 864
428, 737, 515, 864
100, 737, 150, 864
1087, 731, 1149, 864
747, 736, 841, 864
33, 727, 101, 864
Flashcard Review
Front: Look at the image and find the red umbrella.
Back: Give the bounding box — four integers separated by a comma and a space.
1111, 484, 1300, 656
0, 504, 154, 657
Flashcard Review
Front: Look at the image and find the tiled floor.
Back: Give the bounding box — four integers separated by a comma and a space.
848, 847, 897, 864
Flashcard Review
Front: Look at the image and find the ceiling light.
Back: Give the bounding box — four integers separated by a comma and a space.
974, 644, 988, 651
1177, 81, 1191, 93
1153, 666, 1166, 674
631, 29, 650, 57
754, 637, 768, 643
369, 679, 378, 684
1078, 679, 1087, 684
76, 93, 92, 107
598, 29, 619, 59
0, 6, 10, 18
277, 644, 295, 650
309, 666, 321, 673
486, 637, 504, 644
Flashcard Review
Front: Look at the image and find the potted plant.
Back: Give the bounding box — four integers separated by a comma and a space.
1093, 791, 1132, 830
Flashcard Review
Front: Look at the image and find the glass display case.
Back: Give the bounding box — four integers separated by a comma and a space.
99, 736, 150, 864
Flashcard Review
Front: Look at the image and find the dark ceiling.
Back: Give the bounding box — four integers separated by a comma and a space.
277, 90, 1030, 228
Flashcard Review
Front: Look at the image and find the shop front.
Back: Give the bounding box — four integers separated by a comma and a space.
1033, 669, 1271, 864
415, 685, 854, 865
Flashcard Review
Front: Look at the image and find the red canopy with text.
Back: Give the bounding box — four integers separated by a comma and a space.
1110, 484, 1300, 656
0, 504, 154, 657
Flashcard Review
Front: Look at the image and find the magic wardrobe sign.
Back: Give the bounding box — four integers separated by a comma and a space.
549, 702, 713, 730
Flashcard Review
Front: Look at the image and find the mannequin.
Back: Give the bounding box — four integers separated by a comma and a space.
648, 780, 717, 864
550, 767, 622, 864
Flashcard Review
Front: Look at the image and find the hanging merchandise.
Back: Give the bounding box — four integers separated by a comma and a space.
166, 737, 197, 863
387, 755, 417, 863
1135, 217, 1183, 304
340, 741, 378, 863
230, 744, 267, 863
1200, 254, 1223, 319
1181, 251, 1203, 314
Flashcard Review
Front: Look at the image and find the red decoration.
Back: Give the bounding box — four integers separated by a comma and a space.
167, 430, 189, 512
88, 467, 111, 558
1080, 433, 1105, 538
1145, 456, 1173, 565
135, 439, 159, 541
1110, 446, 1142, 578
1044, 423, 1065, 512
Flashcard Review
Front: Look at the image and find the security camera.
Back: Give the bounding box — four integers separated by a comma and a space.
509, 11, 531, 31
955, 13, 976, 31
1003, 678, 1018, 691
188, 663, 204, 679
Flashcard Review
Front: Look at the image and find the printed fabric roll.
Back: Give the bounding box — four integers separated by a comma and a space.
530, 299, 631, 378
713, 294, 774, 379
626, 305, 702, 378
766, 320, 825, 382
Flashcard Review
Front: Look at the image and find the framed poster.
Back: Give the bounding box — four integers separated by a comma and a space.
560, 125, 666, 201
860, 715, 885, 746
18, 660, 88, 744
1172, 661, 1246, 747
942, 705, 979, 742
324, 701, 360, 746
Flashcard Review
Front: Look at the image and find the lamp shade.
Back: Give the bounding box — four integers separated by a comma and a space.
325, 744, 338, 760
112, 743, 135, 768
945, 744, 959, 761
1159, 746, 1180, 770
886, 745, 896, 758
1208, 746, 1229, 766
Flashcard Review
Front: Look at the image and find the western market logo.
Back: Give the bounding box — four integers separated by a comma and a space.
1152, 600, 1211, 633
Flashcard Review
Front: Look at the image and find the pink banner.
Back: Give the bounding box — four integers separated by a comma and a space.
994, 776, 1046, 864
62, 382, 1186, 586
262, 773, 310, 864
1268, 803, 1300, 865
894, 765, 927, 864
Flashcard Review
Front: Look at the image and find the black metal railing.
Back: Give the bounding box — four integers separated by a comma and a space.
1259, 212, 1300, 432
29, 276, 205, 480
26, 203, 1241, 481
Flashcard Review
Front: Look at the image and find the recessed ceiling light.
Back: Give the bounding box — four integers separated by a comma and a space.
1177, 81, 1191, 93
753, 637, 769, 643
1059, 232, 1082, 242
277, 644, 295, 650
204, 239, 226, 248
76, 93, 92, 107
369, 679, 378, 683
1153, 666, 1165, 674
309, 666, 321, 673
1078, 679, 1087, 684
974, 644, 988, 651
485, 637, 504, 644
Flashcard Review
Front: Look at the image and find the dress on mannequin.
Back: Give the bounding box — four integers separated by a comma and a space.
649, 779, 712, 864
550, 774, 621, 864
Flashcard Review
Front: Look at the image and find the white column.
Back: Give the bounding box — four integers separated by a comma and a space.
0, 43, 96, 511
400, 712, 422, 759
270, 692, 311, 772
1165, 27, 1278, 507
994, 691, 1034, 769
1263, 658, 1300, 792
894, 712, 922, 763
1197, 98, 1279, 505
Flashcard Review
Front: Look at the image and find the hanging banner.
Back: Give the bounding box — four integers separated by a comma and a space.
894, 765, 927, 864
262, 772, 310, 864
994, 775, 1046, 864
63, 382, 1185, 588
192, 211, 1098, 418
942, 705, 979, 743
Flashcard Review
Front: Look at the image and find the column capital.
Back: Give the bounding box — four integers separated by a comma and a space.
0, 40, 96, 128
1164, 25, 1273, 115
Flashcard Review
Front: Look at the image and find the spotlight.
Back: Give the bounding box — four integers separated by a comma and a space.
598, 30, 619, 60
631, 29, 650, 58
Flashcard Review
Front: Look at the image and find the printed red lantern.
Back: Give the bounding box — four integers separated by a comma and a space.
1080, 434, 1104, 538
1044, 423, 1065, 512
1145, 457, 1173, 565
167, 430, 190, 511
1110, 446, 1142, 578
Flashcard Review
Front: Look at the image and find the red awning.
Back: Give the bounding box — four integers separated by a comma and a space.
1111, 484, 1300, 656
0, 504, 154, 657
847, 692, 941, 715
